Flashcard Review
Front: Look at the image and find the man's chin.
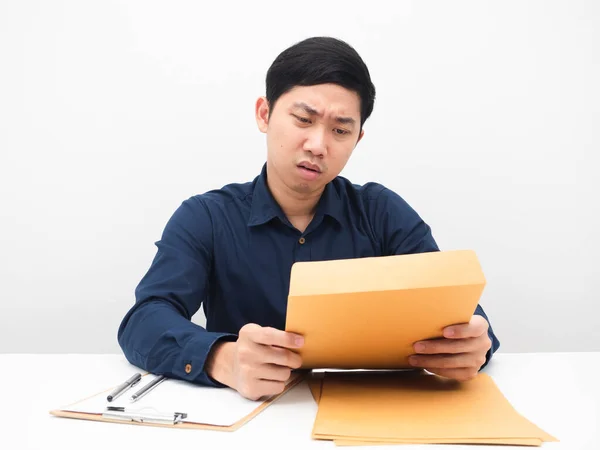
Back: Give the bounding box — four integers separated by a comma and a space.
293, 182, 315, 194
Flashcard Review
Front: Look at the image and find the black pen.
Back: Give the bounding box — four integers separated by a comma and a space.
107, 373, 142, 402
130, 374, 167, 403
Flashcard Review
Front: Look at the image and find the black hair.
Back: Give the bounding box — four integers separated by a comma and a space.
265, 36, 376, 130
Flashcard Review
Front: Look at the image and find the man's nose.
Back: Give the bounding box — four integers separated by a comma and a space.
303, 128, 328, 157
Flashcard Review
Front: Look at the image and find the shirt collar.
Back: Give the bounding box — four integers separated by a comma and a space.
247, 163, 344, 228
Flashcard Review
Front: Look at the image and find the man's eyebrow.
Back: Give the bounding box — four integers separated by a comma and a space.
292, 102, 356, 126
293, 102, 320, 116
335, 116, 356, 126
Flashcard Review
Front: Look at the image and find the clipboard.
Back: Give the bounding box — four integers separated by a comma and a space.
50, 371, 305, 431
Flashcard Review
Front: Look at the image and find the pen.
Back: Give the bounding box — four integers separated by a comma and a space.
130, 374, 167, 403
106, 372, 142, 402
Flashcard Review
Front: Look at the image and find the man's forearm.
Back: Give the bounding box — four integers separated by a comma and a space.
117, 299, 236, 386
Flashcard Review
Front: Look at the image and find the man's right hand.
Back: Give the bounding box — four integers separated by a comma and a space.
206, 323, 304, 400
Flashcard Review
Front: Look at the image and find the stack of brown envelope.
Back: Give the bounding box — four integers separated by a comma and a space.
285, 250, 558, 446
307, 370, 558, 446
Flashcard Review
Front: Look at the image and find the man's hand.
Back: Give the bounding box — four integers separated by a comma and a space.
408, 315, 492, 381
206, 323, 304, 400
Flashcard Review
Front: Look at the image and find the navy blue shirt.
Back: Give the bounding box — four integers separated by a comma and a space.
118, 163, 500, 386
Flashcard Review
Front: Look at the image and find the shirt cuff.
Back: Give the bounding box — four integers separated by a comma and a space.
480, 326, 495, 370
173, 331, 237, 387
472, 305, 500, 371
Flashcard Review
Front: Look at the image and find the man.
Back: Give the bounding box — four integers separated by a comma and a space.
118, 36, 500, 401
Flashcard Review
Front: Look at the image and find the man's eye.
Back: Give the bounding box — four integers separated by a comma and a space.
295, 115, 311, 124
335, 128, 349, 135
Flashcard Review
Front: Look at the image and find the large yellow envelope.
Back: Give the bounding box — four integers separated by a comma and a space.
333, 438, 544, 446
310, 371, 558, 445
306, 373, 555, 446
285, 250, 486, 369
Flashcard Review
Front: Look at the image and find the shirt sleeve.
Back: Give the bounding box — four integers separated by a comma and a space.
369, 186, 500, 368
117, 196, 237, 386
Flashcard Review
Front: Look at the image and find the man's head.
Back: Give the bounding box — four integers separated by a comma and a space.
255, 36, 376, 196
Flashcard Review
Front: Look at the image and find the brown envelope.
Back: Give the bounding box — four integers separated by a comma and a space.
285, 250, 486, 369
307, 374, 547, 446
311, 371, 558, 444
333, 438, 544, 446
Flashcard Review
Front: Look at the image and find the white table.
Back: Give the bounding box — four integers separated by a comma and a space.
1, 353, 598, 450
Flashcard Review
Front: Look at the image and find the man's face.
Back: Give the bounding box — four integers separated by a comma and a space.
256, 83, 364, 195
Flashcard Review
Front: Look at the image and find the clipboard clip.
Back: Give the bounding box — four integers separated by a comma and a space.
103, 406, 188, 425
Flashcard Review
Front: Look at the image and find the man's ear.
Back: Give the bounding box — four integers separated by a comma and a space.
356, 128, 365, 145
255, 97, 270, 133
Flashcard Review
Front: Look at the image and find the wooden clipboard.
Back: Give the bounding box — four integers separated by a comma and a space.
50, 371, 305, 431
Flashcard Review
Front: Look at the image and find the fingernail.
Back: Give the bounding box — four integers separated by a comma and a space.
414, 343, 426, 352
295, 336, 304, 346
444, 328, 455, 337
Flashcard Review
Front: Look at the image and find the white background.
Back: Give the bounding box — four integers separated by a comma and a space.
1, 0, 598, 354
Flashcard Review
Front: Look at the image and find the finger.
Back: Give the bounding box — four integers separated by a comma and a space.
249, 341, 303, 369
443, 315, 489, 339
255, 379, 286, 398
427, 368, 479, 382
268, 346, 303, 369
408, 353, 478, 370
413, 337, 481, 355
257, 364, 292, 382
243, 325, 304, 349
239, 379, 286, 401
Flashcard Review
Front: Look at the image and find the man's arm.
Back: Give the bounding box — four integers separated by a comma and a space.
369, 186, 500, 369
117, 197, 236, 386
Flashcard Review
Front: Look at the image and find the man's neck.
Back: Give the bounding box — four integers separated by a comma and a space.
266, 167, 324, 229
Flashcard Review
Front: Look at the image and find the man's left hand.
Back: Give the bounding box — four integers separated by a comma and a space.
409, 315, 492, 381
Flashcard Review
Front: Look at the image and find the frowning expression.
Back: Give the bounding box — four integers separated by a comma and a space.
256, 83, 364, 195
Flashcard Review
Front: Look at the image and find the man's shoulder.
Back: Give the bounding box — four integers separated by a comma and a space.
332, 175, 420, 222
332, 175, 400, 203
187, 177, 256, 210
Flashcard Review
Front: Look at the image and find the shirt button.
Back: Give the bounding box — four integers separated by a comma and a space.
185, 363, 192, 374
299, 237, 306, 244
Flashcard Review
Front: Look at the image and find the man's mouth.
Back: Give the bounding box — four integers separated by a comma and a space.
298, 163, 321, 173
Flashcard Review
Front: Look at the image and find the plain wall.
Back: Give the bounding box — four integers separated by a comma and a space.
1, 0, 599, 353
